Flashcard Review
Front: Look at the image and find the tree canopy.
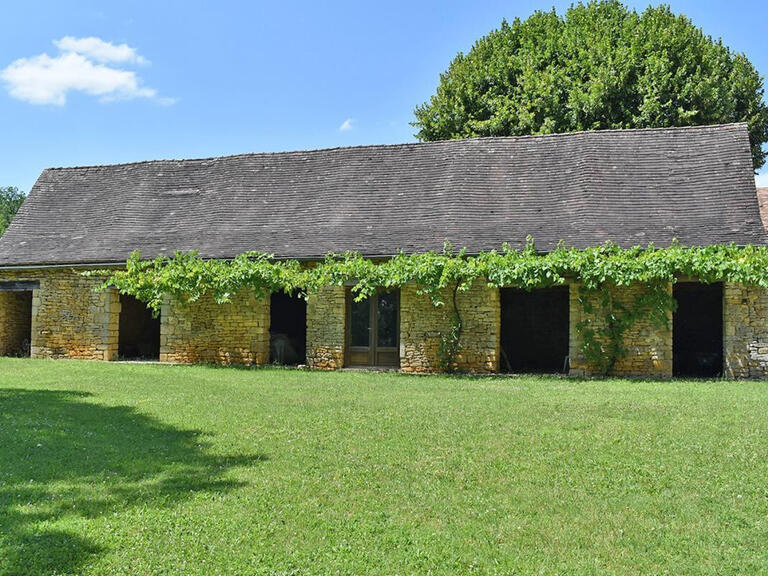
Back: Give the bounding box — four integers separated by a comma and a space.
0, 187, 24, 236
413, 1, 768, 168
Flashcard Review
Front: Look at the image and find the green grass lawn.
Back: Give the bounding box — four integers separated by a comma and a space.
1, 360, 767, 575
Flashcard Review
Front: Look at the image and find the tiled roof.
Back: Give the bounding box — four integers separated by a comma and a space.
0, 123, 764, 266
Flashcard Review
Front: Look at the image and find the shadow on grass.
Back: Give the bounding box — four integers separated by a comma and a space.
0, 388, 266, 576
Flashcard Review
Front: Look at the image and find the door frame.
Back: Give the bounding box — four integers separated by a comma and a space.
344, 288, 400, 367
672, 281, 724, 377
499, 285, 570, 373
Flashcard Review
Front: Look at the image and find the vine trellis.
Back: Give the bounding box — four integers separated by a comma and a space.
88, 239, 768, 375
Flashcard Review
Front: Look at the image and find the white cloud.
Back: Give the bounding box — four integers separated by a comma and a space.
53, 36, 148, 64
756, 172, 768, 188
339, 118, 354, 132
1, 37, 168, 106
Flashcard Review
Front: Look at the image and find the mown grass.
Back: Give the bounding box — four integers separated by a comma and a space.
0, 359, 767, 575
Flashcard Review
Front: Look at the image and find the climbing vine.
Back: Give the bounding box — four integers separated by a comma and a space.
88, 239, 768, 375
576, 281, 675, 376
436, 281, 463, 373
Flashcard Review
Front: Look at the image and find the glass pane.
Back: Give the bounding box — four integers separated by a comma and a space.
350, 297, 370, 347
377, 291, 397, 348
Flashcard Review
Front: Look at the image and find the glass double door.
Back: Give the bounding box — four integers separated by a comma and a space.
346, 289, 399, 367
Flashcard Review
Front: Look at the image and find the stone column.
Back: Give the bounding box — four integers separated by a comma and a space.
100, 289, 120, 361
724, 283, 768, 379
569, 282, 673, 378
160, 291, 270, 365
31, 271, 120, 360
306, 286, 346, 369
400, 280, 499, 373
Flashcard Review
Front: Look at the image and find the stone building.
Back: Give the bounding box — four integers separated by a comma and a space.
1, 123, 767, 378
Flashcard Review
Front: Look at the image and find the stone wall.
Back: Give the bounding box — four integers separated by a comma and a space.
160, 291, 270, 365
400, 280, 500, 373
724, 283, 768, 379
568, 283, 673, 378
306, 285, 346, 369
2, 265, 768, 380
33, 271, 119, 360
0, 268, 119, 360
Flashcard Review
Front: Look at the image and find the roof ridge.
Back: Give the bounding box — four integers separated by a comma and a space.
41, 123, 747, 172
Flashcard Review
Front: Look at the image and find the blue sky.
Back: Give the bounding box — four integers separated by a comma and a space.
2, 1, 767, 193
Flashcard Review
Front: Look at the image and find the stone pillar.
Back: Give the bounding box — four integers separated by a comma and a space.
567, 283, 583, 376
159, 296, 173, 362
724, 283, 768, 379
29, 288, 39, 356
160, 291, 270, 365
100, 289, 120, 361
31, 270, 120, 360
569, 282, 673, 378
306, 285, 346, 369
400, 280, 500, 373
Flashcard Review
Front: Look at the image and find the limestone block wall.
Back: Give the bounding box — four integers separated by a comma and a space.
160, 291, 269, 365
32, 270, 119, 360
400, 280, 500, 373
306, 285, 346, 369
0, 291, 33, 356
724, 283, 768, 379
0, 268, 119, 360
0, 266, 767, 381
569, 283, 673, 378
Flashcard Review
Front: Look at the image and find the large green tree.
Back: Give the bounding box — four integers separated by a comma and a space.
414, 1, 768, 168
0, 186, 25, 236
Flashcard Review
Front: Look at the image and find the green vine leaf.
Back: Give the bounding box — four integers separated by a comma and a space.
86, 240, 768, 374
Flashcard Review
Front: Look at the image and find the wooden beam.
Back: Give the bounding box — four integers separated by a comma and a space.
0, 281, 40, 292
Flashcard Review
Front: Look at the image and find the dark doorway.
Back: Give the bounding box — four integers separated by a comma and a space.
0, 290, 32, 357
118, 294, 160, 360
673, 282, 723, 378
500, 286, 570, 373
270, 292, 307, 365
345, 289, 399, 367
